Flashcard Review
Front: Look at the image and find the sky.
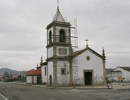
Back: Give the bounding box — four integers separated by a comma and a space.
0, 0, 130, 71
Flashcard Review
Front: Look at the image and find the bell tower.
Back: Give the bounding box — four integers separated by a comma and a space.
46, 6, 72, 87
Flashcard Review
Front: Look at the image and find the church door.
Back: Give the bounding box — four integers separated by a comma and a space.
37, 76, 41, 84
84, 71, 92, 85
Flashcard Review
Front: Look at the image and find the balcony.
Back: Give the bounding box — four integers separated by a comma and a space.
47, 35, 71, 46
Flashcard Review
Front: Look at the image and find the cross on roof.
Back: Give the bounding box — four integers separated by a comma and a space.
57, 0, 59, 10
86, 39, 89, 48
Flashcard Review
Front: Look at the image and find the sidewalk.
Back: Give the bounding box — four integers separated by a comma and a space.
112, 83, 130, 90
11, 82, 130, 90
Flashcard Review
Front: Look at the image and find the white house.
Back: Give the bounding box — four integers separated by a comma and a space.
41, 62, 47, 84
72, 47, 106, 86
113, 66, 130, 82
106, 68, 122, 81
44, 7, 106, 87
26, 68, 42, 84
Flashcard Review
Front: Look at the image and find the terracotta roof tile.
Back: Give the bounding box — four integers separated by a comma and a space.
26, 69, 41, 76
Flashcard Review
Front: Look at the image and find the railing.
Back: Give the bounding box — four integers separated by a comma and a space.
47, 35, 70, 45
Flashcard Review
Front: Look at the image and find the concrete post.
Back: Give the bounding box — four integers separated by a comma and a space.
69, 59, 73, 86
53, 60, 57, 88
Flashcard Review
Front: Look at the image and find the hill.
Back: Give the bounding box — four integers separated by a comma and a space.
0, 68, 26, 76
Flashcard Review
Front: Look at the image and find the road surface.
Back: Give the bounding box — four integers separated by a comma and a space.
0, 82, 130, 100
0, 94, 8, 100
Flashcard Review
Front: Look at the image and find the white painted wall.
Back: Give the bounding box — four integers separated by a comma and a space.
57, 61, 70, 85
41, 65, 47, 83
107, 71, 122, 79
26, 76, 38, 84
26, 76, 32, 84
33, 76, 37, 84
48, 61, 53, 83
48, 47, 53, 58
114, 68, 130, 81
73, 50, 104, 85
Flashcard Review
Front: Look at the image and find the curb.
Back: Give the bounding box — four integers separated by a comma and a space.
11, 82, 130, 90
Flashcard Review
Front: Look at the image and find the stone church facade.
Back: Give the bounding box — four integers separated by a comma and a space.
42, 7, 106, 87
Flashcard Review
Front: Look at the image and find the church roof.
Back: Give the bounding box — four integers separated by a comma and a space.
72, 49, 86, 57
72, 47, 103, 59
53, 9, 65, 22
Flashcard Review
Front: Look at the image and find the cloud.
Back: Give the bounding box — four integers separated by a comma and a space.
0, 0, 130, 70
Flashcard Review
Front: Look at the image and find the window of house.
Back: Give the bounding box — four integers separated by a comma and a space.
49, 31, 52, 44
45, 67, 46, 76
86, 56, 90, 61
59, 48, 67, 55
59, 29, 66, 43
61, 68, 66, 75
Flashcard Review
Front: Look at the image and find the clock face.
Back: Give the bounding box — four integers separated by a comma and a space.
86, 56, 90, 61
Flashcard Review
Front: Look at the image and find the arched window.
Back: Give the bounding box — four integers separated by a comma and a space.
49, 31, 52, 44
59, 29, 66, 43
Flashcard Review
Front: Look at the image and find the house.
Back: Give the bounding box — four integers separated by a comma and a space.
26, 67, 42, 84
41, 62, 47, 84
26, 56, 47, 85
44, 6, 106, 87
71, 47, 106, 86
106, 68, 122, 82
113, 66, 130, 82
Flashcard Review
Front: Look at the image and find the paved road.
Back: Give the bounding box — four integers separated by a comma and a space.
0, 82, 130, 100
0, 94, 8, 100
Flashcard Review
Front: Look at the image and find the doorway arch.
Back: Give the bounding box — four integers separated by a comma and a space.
49, 75, 52, 87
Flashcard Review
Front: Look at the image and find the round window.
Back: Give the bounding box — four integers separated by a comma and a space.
86, 56, 90, 61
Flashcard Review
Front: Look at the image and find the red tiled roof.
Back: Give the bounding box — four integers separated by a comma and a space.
26, 69, 41, 76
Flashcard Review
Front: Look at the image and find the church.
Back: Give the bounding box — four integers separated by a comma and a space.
41, 6, 106, 88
